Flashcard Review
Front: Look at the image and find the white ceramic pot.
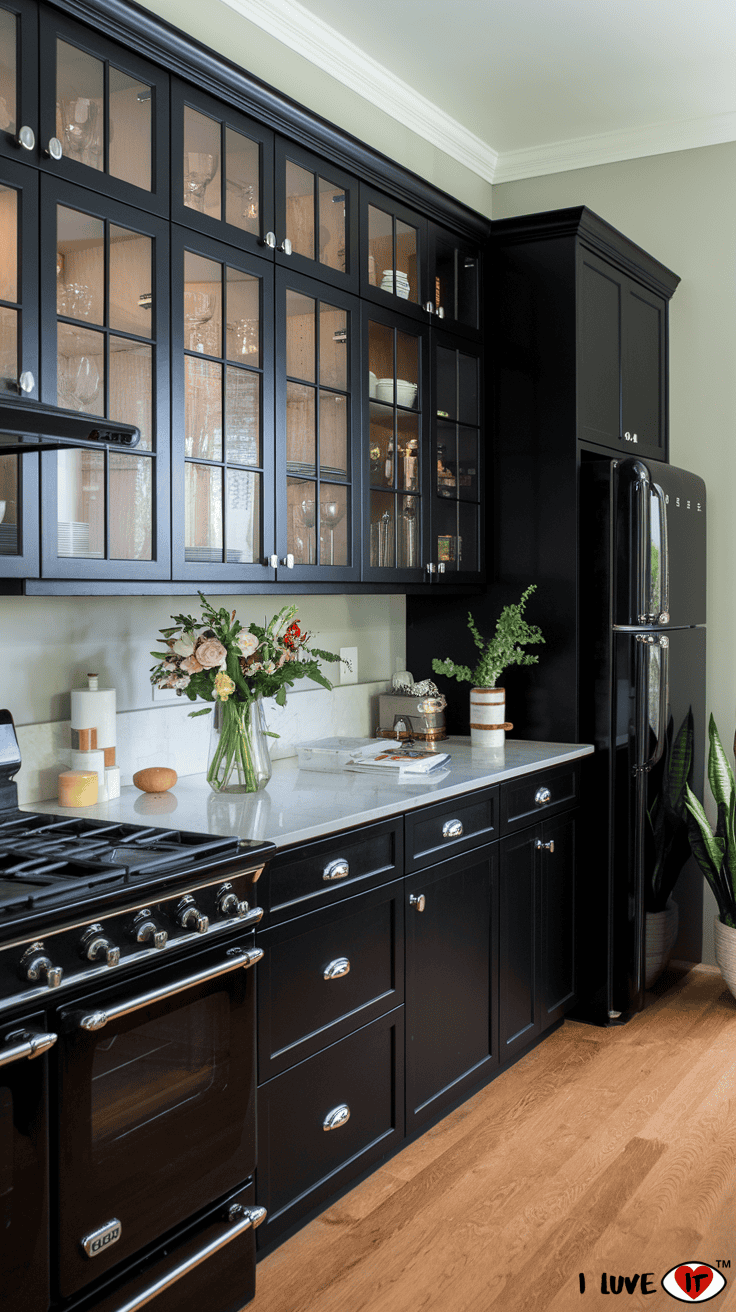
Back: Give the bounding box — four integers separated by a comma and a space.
644, 898, 678, 988
469, 686, 512, 747
713, 915, 736, 1002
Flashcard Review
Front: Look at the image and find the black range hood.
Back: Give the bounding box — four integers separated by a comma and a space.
0, 397, 140, 453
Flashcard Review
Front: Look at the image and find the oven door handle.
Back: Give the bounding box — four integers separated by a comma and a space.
106, 1203, 267, 1312
0, 1029, 58, 1066
72, 947, 264, 1032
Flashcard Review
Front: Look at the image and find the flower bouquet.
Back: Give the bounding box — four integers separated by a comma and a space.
150, 594, 342, 793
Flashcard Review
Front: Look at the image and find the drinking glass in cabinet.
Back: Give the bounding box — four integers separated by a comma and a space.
56, 41, 153, 189
398, 495, 419, 568
183, 106, 261, 235
224, 128, 259, 235
320, 487, 347, 566
369, 495, 395, 568
183, 107, 220, 216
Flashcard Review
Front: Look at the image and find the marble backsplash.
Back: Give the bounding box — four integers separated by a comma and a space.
14, 681, 389, 805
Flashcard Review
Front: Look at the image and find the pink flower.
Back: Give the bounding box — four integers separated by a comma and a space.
181, 654, 203, 674
195, 636, 227, 669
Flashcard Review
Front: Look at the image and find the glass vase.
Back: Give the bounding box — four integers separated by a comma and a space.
206, 696, 272, 794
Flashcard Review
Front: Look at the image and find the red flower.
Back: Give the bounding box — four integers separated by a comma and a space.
284, 621, 301, 650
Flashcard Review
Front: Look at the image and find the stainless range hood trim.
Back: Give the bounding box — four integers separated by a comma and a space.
0, 399, 140, 453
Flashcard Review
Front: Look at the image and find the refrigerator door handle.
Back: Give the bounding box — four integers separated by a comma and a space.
634, 477, 651, 624
652, 482, 670, 623
637, 635, 670, 772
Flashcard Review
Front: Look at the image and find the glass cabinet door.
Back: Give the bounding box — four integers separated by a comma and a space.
274, 139, 358, 293
0, 155, 39, 577
39, 178, 170, 579
361, 184, 428, 325
275, 268, 359, 581
171, 79, 275, 262
429, 224, 481, 339
38, 10, 169, 213
0, 0, 38, 165
171, 227, 275, 583
363, 303, 429, 582
431, 334, 483, 580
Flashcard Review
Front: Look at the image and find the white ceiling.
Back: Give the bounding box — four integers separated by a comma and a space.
225, 0, 736, 182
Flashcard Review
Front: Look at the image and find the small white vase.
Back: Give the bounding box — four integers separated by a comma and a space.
644, 898, 678, 988
713, 915, 736, 1002
469, 686, 513, 748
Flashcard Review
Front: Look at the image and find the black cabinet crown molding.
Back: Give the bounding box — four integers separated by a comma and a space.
491, 205, 679, 301
48, 0, 491, 243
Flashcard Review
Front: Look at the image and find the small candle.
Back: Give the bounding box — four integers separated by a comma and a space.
58, 770, 99, 808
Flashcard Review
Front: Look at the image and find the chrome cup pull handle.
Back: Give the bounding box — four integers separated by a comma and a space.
323, 858, 349, 882
323, 957, 350, 980
323, 1103, 350, 1131
442, 819, 463, 839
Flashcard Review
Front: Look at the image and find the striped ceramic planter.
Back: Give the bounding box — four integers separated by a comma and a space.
714, 915, 736, 1003
469, 686, 513, 747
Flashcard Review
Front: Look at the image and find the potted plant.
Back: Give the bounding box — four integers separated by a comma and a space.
644, 710, 694, 986
684, 715, 736, 1001
431, 585, 544, 746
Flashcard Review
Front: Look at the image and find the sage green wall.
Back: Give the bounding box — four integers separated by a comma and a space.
494, 143, 736, 965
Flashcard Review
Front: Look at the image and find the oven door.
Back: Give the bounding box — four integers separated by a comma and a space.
0, 1011, 55, 1312
54, 939, 261, 1299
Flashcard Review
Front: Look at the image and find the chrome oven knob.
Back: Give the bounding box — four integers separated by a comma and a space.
176, 896, 209, 934
217, 883, 249, 918
132, 910, 168, 949
81, 924, 120, 966
20, 944, 63, 988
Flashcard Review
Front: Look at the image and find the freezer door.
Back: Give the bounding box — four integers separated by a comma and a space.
613, 458, 706, 628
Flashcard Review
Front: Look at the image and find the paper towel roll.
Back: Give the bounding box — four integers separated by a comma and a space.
71, 748, 107, 799
71, 673, 116, 753
105, 765, 121, 800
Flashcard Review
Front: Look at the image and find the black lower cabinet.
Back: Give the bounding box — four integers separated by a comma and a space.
256, 1007, 404, 1250
405, 845, 498, 1132
499, 810, 578, 1062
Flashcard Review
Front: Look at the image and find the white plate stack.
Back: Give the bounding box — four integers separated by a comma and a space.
381, 268, 410, 299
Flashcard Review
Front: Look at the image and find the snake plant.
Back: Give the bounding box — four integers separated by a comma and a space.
647, 709, 694, 912
684, 715, 736, 928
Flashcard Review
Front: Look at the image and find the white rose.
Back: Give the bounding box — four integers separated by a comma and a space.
237, 631, 259, 658
172, 633, 196, 658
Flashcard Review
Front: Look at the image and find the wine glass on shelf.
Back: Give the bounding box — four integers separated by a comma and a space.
69, 355, 100, 411
184, 152, 219, 212
184, 291, 216, 353
58, 97, 100, 163
321, 498, 345, 566
298, 497, 316, 564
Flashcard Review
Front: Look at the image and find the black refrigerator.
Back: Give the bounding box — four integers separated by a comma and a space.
577, 455, 706, 1025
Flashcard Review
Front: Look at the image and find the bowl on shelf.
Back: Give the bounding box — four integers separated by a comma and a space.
368, 371, 377, 398
395, 379, 417, 407
374, 378, 395, 403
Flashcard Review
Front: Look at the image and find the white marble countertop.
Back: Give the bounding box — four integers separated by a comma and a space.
27, 738, 594, 851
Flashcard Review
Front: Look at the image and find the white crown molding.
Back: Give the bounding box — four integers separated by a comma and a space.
220, 0, 498, 182
493, 111, 736, 184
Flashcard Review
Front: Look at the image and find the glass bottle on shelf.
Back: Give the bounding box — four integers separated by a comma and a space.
367, 315, 422, 573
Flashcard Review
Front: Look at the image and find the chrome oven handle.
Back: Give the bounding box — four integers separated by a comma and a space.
107, 1203, 267, 1312
72, 947, 264, 1032
0, 1029, 58, 1067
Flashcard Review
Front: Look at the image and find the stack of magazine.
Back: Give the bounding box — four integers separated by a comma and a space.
344, 742, 450, 778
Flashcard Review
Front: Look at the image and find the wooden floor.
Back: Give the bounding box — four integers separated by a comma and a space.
254, 966, 736, 1311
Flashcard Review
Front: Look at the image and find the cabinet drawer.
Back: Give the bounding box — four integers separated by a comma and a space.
257, 883, 404, 1079
500, 764, 579, 834
404, 787, 498, 872
256, 1008, 404, 1249
262, 818, 403, 925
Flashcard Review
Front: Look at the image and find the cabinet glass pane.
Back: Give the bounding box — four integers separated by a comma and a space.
397, 329, 419, 392
287, 476, 316, 565
436, 501, 477, 572
110, 339, 152, 451
285, 160, 314, 262
0, 186, 17, 302
224, 127, 259, 235
286, 289, 315, 382
109, 68, 151, 191
185, 462, 222, 560
320, 483, 348, 566
286, 381, 315, 474
225, 366, 259, 465
319, 390, 347, 479
458, 352, 479, 425
318, 177, 345, 273
458, 426, 479, 500
368, 319, 392, 386
57, 450, 104, 557
57, 324, 104, 414
436, 420, 456, 499
226, 467, 260, 562
396, 220, 418, 304
368, 205, 391, 292
319, 303, 347, 390
397, 412, 419, 491
0, 9, 16, 137
369, 490, 394, 568
185, 357, 222, 460
0, 307, 16, 388
183, 106, 221, 219
457, 252, 479, 330
369, 402, 394, 489
436, 346, 456, 421
109, 226, 151, 336
184, 252, 221, 355
57, 207, 104, 325
110, 452, 151, 559
56, 41, 104, 169
398, 494, 419, 568
0, 455, 18, 556
226, 268, 259, 366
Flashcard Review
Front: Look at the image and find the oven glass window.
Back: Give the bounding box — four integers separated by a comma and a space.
0, 1087, 13, 1207
90, 992, 229, 1151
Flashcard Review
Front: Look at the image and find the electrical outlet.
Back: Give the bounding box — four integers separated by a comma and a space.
151, 681, 180, 705
339, 646, 358, 685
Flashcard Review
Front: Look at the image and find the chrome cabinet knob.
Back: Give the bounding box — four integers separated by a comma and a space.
426, 562, 436, 575
268, 554, 278, 568
176, 896, 209, 933
323, 858, 349, 882
534, 786, 551, 806
217, 883, 249, 917
81, 924, 121, 966
442, 818, 463, 839
133, 912, 168, 949
436, 305, 445, 319
18, 370, 35, 394
323, 956, 350, 980
44, 137, 63, 160
424, 301, 434, 314
278, 237, 293, 255
21, 945, 63, 988
262, 231, 277, 249
409, 893, 426, 912
15, 125, 35, 151
535, 839, 555, 853
280, 554, 294, 568
323, 1103, 350, 1131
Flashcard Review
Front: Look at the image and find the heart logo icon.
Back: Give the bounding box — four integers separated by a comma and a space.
675, 1266, 714, 1299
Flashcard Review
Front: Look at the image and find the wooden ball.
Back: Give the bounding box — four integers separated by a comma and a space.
133, 766, 178, 793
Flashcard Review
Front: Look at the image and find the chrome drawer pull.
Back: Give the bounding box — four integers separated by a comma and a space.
535, 839, 555, 853
323, 957, 350, 980
323, 858, 350, 881
442, 819, 463, 839
323, 1103, 350, 1131
535, 786, 552, 806
409, 893, 426, 912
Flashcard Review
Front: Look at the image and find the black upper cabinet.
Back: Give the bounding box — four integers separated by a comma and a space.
360, 183, 429, 324
0, 0, 39, 166
274, 138, 359, 295
427, 221, 482, 340
430, 326, 484, 583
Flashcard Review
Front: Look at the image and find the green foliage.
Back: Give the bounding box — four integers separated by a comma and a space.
646, 710, 694, 912
431, 585, 544, 689
684, 714, 736, 927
